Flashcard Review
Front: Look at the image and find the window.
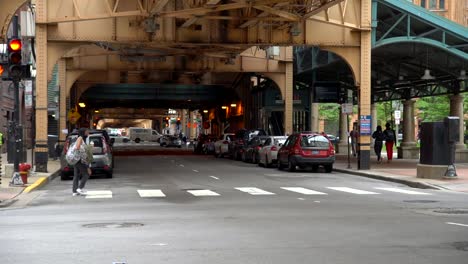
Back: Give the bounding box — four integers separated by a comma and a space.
429, 0, 437, 9
274, 139, 287, 146
421, 0, 426, 8
300, 135, 330, 148
439, 0, 445, 9
264, 138, 272, 146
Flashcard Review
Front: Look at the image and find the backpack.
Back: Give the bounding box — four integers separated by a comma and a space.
65, 141, 82, 165
385, 129, 395, 142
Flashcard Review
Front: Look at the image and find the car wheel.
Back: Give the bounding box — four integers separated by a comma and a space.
252, 154, 256, 164
106, 172, 113, 178
135, 138, 141, 143
287, 157, 296, 172
311, 165, 319, 172
123, 138, 129, 143
242, 152, 246, 162
325, 164, 333, 173
60, 173, 70, 181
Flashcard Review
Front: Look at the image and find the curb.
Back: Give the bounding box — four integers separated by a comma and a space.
0, 198, 18, 208
23, 169, 61, 193
334, 168, 441, 190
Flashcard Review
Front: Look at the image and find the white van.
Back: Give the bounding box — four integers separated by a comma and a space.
128, 127, 162, 143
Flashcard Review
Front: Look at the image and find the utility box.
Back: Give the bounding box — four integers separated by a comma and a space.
419, 122, 450, 165
444, 116, 460, 143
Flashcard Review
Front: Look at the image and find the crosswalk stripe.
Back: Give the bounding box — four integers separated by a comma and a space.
235, 187, 275, 195
375, 187, 431, 195
327, 187, 379, 195
138, 190, 166, 198
187, 189, 220, 196
281, 187, 327, 195
85, 190, 113, 199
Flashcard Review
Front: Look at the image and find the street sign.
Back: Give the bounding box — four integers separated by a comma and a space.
359, 115, 372, 136
341, 103, 353, 114
394, 110, 401, 119
395, 119, 400, 125
67, 109, 81, 124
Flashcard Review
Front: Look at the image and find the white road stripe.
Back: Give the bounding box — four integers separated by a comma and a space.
179, 164, 184, 167
187, 189, 220, 196
210, 176, 220, 180
327, 187, 379, 195
375, 187, 431, 195
193, 170, 199, 173
446, 222, 468, 227
138, 190, 166, 198
281, 187, 327, 195
85, 190, 113, 199
235, 187, 275, 195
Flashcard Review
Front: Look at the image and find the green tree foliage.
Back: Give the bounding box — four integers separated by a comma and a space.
319, 103, 339, 121
416, 95, 450, 122
376, 101, 393, 127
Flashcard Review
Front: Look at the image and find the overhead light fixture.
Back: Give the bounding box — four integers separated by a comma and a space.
421, 69, 435, 80
221, 106, 227, 109
458, 69, 466, 80
94, 110, 100, 113
203, 110, 208, 113
187, 99, 192, 102
78, 102, 86, 108
230, 104, 237, 107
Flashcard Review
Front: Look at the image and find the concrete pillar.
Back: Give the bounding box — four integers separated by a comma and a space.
450, 94, 468, 162
310, 103, 319, 132
34, 2, 49, 172
58, 59, 67, 144
337, 109, 349, 154
397, 99, 419, 159
371, 104, 377, 136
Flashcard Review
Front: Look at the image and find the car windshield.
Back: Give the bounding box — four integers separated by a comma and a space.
300, 135, 330, 148
88, 136, 105, 154
274, 139, 287, 145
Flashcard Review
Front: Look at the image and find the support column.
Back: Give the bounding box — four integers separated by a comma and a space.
310, 103, 319, 132
450, 94, 468, 162
337, 109, 349, 154
284, 47, 294, 135
357, 0, 372, 170
58, 59, 67, 144
398, 99, 419, 159
34, 1, 49, 172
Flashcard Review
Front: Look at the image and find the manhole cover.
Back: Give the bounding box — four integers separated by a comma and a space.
434, 209, 468, 214
452, 242, 468, 251
82, 222, 144, 228
403, 200, 439, 203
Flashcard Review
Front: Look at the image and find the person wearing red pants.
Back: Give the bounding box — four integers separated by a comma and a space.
383, 122, 396, 162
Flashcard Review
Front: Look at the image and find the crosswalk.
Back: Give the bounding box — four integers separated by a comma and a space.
77, 186, 433, 199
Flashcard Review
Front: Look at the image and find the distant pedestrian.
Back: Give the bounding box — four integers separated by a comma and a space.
72, 128, 93, 196
350, 125, 359, 157
372, 125, 385, 163
383, 122, 396, 163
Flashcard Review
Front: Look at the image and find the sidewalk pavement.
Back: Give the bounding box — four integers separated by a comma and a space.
0, 150, 61, 207
334, 154, 468, 193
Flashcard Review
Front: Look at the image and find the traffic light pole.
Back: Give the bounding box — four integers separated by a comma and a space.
13, 78, 20, 173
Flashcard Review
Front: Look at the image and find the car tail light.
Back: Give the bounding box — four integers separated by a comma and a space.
256, 146, 261, 151
329, 147, 335, 155
63, 166, 70, 172
271, 146, 277, 151
104, 165, 110, 171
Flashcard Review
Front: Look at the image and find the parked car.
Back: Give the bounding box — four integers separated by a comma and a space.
258, 136, 288, 167
160, 135, 183, 148
194, 134, 217, 154
229, 129, 267, 160
60, 133, 113, 180
242, 136, 269, 163
214, 133, 234, 158
277, 132, 335, 173
109, 133, 130, 143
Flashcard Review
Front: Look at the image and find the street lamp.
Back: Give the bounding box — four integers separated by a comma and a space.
230, 104, 237, 107
78, 102, 86, 108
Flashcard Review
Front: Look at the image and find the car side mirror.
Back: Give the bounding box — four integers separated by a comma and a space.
278, 143, 283, 147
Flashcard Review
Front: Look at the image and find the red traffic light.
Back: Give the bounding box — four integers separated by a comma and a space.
0, 65, 4, 75
8, 39, 22, 51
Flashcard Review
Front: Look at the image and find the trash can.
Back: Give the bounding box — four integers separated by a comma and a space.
419, 122, 449, 165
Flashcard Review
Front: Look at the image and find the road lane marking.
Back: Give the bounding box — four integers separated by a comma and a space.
85, 190, 113, 199
210, 176, 220, 180
235, 187, 275, 195
138, 190, 166, 198
281, 187, 327, 195
179, 164, 184, 167
187, 189, 220, 196
446, 222, 468, 227
297, 198, 305, 200
327, 187, 379, 195
375, 187, 431, 195
193, 170, 199, 173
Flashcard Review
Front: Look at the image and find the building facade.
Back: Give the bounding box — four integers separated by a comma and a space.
410, 0, 468, 26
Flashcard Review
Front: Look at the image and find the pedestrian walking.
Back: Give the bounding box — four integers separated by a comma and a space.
383, 122, 396, 163
72, 128, 93, 196
350, 125, 359, 157
372, 125, 385, 163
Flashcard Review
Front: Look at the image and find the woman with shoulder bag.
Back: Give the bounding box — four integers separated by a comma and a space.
72, 128, 93, 196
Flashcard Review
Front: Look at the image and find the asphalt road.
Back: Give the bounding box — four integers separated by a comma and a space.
1, 154, 468, 264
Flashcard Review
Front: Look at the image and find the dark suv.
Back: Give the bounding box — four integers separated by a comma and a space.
277, 132, 335, 172
229, 129, 267, 160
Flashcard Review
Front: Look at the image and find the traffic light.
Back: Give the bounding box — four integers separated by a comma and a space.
8, 39, 22, 79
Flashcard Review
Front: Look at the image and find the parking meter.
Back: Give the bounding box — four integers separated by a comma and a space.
444, 116, 459, 178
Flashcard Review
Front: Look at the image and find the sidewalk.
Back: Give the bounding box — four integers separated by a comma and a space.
0, 150, 61, 207
334, 154, 468, 192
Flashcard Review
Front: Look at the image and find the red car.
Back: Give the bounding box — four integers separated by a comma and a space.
277, 132, 335, 172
